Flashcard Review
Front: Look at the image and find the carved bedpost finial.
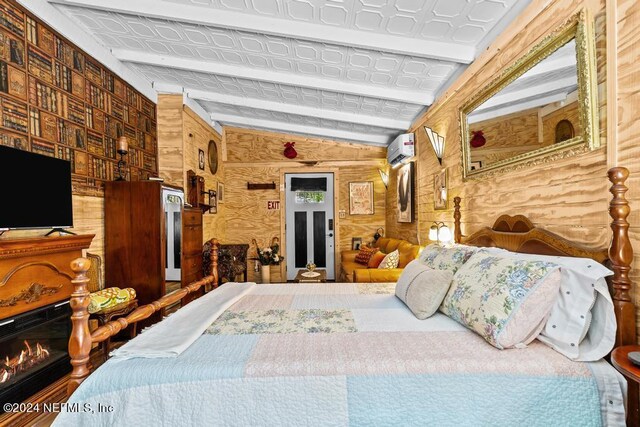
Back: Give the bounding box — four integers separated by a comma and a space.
607, 167, 636, 347
453, 197, 462, 244
67, 257, 93, 396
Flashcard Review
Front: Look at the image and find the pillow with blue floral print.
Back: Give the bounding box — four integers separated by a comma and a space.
440, 252, 562, 349
419, 244, 478, 274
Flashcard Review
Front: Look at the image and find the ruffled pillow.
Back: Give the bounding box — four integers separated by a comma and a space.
354, 245, 377, 265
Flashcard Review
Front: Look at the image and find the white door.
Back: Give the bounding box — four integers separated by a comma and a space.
285, 173, 335, 280
163, 187, 184, 281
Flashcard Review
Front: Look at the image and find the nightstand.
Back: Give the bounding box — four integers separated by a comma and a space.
611, 345, 640, 426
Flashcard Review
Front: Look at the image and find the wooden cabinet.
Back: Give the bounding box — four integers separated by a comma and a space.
104, 181, 203, 323
181, 207, 203, 304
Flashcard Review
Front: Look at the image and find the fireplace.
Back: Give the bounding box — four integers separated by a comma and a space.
0, 300, 71, 411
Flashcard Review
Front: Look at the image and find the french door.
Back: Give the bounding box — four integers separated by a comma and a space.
285, 173, 335, 280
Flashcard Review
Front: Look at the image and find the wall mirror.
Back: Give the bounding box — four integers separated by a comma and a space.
459, 10, 599, 179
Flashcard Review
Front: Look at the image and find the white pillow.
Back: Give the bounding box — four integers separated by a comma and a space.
479, 247, 615, 360
395, 260, 453, 319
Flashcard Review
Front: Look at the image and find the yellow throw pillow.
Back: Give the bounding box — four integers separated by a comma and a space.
378, 249, 399, 269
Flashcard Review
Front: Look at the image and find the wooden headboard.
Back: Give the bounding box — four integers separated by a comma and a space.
453, 167, 636, 349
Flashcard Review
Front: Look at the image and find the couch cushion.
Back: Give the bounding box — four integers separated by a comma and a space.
397, 241, 420, 268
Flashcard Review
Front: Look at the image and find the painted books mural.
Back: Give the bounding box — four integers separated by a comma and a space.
0, 0, 157, 196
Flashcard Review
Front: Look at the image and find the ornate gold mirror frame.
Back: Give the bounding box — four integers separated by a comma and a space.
459, 10, 599, 180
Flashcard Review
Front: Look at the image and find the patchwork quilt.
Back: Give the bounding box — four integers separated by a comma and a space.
54, 283, 625, 427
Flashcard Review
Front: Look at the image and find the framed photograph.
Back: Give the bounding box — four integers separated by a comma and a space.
198, 149, 205, 171
434, 168, 448, 211
217, 182, 224, 203
397, 162, 413, 223
352, 237, 362, 250
208, 189, 217, 214
349, 181, 374, 215
470, 161, 482, 171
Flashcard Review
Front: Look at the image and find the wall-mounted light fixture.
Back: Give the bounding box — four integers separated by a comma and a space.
115, 136, 128, 181
429, 221, 452, 244
424, 126, 445, 165
373, 227, 384, 241
378, 168, 389, 189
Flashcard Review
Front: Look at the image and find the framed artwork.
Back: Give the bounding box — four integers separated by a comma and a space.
208, 189, 217, 214
198, 149, 205, 171
352, 237, 362, 250
217, 182, 225, 203
349, 181, 374, 215
434, 168, 448, 211
470, 161, 482, 171
397, 162, 413, 223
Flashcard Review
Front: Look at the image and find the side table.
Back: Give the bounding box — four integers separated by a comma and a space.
611, 345, 640, 426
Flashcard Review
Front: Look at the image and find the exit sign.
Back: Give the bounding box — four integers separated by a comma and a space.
267, 200, 280, 210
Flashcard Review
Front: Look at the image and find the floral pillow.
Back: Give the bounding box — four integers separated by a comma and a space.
440, 252, 561, 349
378, 250, 400, 269
419, 244, 477, 274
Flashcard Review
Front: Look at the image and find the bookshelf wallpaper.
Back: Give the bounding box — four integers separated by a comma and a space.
0, 0, 157, 196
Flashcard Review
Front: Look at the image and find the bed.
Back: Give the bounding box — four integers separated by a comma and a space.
57, 167, 636, 426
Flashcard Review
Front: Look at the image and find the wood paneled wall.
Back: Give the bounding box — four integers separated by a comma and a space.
223, 127, 386, 282
389, 0, 640, 340
157, 94, 226, 243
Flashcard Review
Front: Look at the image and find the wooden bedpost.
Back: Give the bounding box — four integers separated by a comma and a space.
210, 238, 219, 291
453, 196, 462, 244
67, 257, 93, 396
608, 167, 636, 347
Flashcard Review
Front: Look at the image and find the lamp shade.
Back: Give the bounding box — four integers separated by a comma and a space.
428, 225, 438, 241
439, 225, 452, 243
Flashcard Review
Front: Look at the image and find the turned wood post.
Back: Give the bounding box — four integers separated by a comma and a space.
210, 238, 219, 289
453, 197, 462, 244
67, 257, 93, 396
608, 167, 636, 347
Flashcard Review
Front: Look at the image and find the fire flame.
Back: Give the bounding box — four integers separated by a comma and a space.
0, 340, 51, 384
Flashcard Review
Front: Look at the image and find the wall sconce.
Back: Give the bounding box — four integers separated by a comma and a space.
429, 221, 452, 244
115, 136, 128, 181
424, 126, 445, 165
378, 168, 389, 189
373, 227, 384, 241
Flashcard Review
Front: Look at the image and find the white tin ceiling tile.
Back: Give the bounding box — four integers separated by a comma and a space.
128, 63, 422, 120
160, 0, 520, 43
57, 6, 456, 91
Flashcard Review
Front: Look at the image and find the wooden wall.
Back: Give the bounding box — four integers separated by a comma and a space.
394, 0, 640, 340
223, 127, 386, 282
156, 94, 226, 243
0, 0, 157, 196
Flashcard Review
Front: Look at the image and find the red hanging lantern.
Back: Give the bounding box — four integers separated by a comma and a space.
283, 142, 297, 159
470, 130, 486, 148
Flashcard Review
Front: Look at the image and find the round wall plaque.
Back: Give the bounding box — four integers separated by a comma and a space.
208, 140, 218, 174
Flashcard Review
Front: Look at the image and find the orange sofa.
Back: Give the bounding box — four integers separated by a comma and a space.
340, 237, 423, 283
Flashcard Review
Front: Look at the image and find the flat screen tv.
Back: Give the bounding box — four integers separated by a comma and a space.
0, 146, 73, 230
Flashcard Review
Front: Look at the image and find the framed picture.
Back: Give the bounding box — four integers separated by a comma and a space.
349, 181, 374, 215
397, 162, 413, 223
434, 168, 448, 211
352, 237, 362, 250
217, 182, 224, 203
198, 149, 205, 171
470, 161, 482, 171
208, 189, 217, 214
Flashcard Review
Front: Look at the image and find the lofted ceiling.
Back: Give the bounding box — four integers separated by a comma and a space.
39, 0, 532, 146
